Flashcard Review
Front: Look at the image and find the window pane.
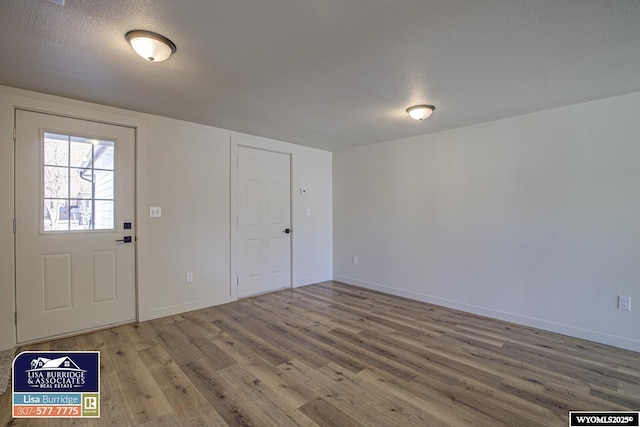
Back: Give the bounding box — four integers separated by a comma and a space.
70, 139, 93, 168
94, 200, 114, 230
42, 133, 116, 233
44, 134, 68, 166
69, 200, 92, 230
94, 141, 114, 170
70, 168, 93, 199
44, 166, 68, 198
70, 135, 92, 143
94, 170, 114, 199
44, 199, 68, 231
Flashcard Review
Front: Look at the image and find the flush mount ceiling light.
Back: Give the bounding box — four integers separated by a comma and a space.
406, 105, 436, 120
126, 30, 176, 62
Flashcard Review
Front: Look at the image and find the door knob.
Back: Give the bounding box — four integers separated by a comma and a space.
116, 236, 132, 243
283, 228, 291, 234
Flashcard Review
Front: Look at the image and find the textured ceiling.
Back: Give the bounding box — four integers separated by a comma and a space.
1, 0, 639, 151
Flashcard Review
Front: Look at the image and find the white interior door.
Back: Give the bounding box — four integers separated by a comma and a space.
238, 147, 291, 298
15, 110, 136, 343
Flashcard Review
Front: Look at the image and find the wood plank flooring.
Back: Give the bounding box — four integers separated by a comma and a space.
1, 281, 638, 426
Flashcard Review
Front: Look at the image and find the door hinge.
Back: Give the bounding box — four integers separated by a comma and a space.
14, 312, 17, 325
13, 218, 16, 234
13, 127, 16, 142
236, 276, 239, 286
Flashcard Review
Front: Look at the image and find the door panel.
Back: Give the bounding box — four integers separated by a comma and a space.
91, 250, 117, 303
238, 147, 291, 297
15, 110, 136, 343
42, 253, 72, 310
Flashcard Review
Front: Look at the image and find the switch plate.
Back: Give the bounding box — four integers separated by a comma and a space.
618, 295, 631, 311
150, 207, 162, 218
186, 272, 193, 283
352, 256, 358, 265
306, 208, 312, 217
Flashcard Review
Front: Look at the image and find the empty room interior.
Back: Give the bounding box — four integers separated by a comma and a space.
0, 1, 639, 426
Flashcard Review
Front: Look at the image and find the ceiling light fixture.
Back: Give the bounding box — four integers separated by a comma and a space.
406, 105, 435, 120
126, 30, 176, 62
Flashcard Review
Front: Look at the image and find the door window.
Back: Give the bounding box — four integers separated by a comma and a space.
43, 132, 115, 231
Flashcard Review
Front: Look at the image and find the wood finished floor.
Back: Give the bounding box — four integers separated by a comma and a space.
2, 281, 639, 426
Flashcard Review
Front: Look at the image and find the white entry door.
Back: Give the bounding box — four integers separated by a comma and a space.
237, 147, 291, 298
15, 110, 136, 343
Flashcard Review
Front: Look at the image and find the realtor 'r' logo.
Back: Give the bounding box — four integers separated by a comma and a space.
84, 396, 97, 409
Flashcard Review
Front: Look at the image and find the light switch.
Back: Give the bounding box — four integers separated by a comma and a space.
150, 207, 162, 218
306, 208, 312, 217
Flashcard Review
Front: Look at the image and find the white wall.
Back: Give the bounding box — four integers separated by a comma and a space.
0, 85, 333, 351
334, 91, 640, 352
137, 116, 235, 320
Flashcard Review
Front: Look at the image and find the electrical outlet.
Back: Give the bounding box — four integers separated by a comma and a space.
186, 272, 193, 283
352, 256, 358, 265
618, 295, 631, 311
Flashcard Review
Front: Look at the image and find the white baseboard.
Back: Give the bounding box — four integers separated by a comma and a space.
141, 275, 333, 322
140, 295, 236, 322
294, 274, 333, 288
333, 275, 640, 353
